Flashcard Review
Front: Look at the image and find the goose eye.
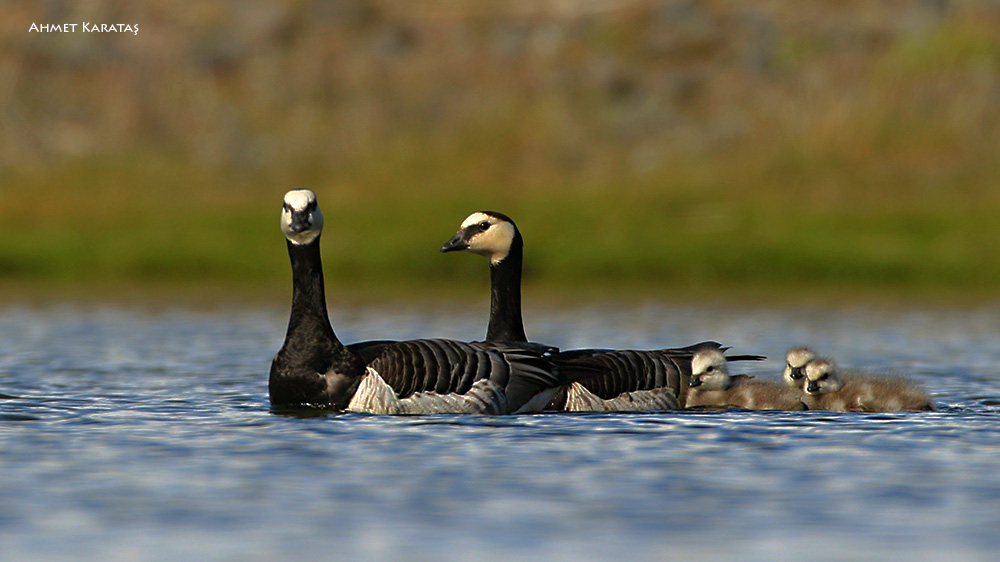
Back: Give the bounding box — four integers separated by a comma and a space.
706, 366, 714, 373
479, 221, 490, 230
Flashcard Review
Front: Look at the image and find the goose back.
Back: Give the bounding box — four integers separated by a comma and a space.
347, 339, 568, 414
553, 342, 763, 409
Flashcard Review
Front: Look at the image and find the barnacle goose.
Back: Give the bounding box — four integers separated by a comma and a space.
800, 358, 934, 412
440, 211, 764, 411
269, 190, 574, 414
686, 348, 806, 410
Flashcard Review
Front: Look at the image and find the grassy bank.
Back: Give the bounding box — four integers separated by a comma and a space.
2, 1, 1000, 304
3, 144, 1000, 306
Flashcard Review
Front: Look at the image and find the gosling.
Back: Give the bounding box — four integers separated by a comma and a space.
783, 346, 816, 388
686, 348, 806, 411
801, 358, 934, 412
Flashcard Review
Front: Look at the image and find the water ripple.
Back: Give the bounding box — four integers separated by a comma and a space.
1, 303, 999, 561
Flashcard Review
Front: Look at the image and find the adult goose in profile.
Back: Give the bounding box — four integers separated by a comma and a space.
270, 190, 572, 415
440, 211, 764, 411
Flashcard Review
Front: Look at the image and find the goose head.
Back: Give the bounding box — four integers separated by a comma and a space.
783, 346, 816, 388
440, 211, 520, 265
689, 348, 732, 391
281, 189, 324, 246
803, 358, 843, 395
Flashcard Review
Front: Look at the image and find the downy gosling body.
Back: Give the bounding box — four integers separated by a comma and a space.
686, 348, 806, 411
801, 358, 934, 412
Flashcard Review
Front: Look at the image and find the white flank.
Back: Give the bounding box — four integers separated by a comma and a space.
563, 382, 678, 412
347, 369, 510, 415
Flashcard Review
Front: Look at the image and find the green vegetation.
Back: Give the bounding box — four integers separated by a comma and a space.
2, 1, 1000, 304
3, 143, 999, 305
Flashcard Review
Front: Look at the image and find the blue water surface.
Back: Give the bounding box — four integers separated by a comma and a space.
1, 302, 999, 561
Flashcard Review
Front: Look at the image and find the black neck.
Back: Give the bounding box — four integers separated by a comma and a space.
271, 235, 364, 409
486, 236, 527, 343
284, 239, 340, 347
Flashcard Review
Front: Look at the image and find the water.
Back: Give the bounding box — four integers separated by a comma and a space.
2, 301, 999, 561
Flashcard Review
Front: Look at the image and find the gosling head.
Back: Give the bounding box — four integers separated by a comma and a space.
440, 211, 521, 265
783, 347, 817, 388
689, 348, 732, 391
281, 189, 324, 246
803, 359, 843, 395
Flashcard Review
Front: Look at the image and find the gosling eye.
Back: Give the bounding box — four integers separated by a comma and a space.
479, 221, 490, 231
705, 366, 715, 373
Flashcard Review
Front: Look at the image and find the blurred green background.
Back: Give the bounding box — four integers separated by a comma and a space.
2, 0, 1000, 304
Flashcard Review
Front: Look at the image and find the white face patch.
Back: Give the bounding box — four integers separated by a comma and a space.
460, 212, 492, 230
281, 189, 325, 245
284, 189, 315, 212
459, 212, 516, 265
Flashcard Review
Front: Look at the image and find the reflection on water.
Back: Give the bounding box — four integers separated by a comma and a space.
1, 302, 999, 561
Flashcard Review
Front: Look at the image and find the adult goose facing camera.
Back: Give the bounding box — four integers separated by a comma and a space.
270, 191, 574, 415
